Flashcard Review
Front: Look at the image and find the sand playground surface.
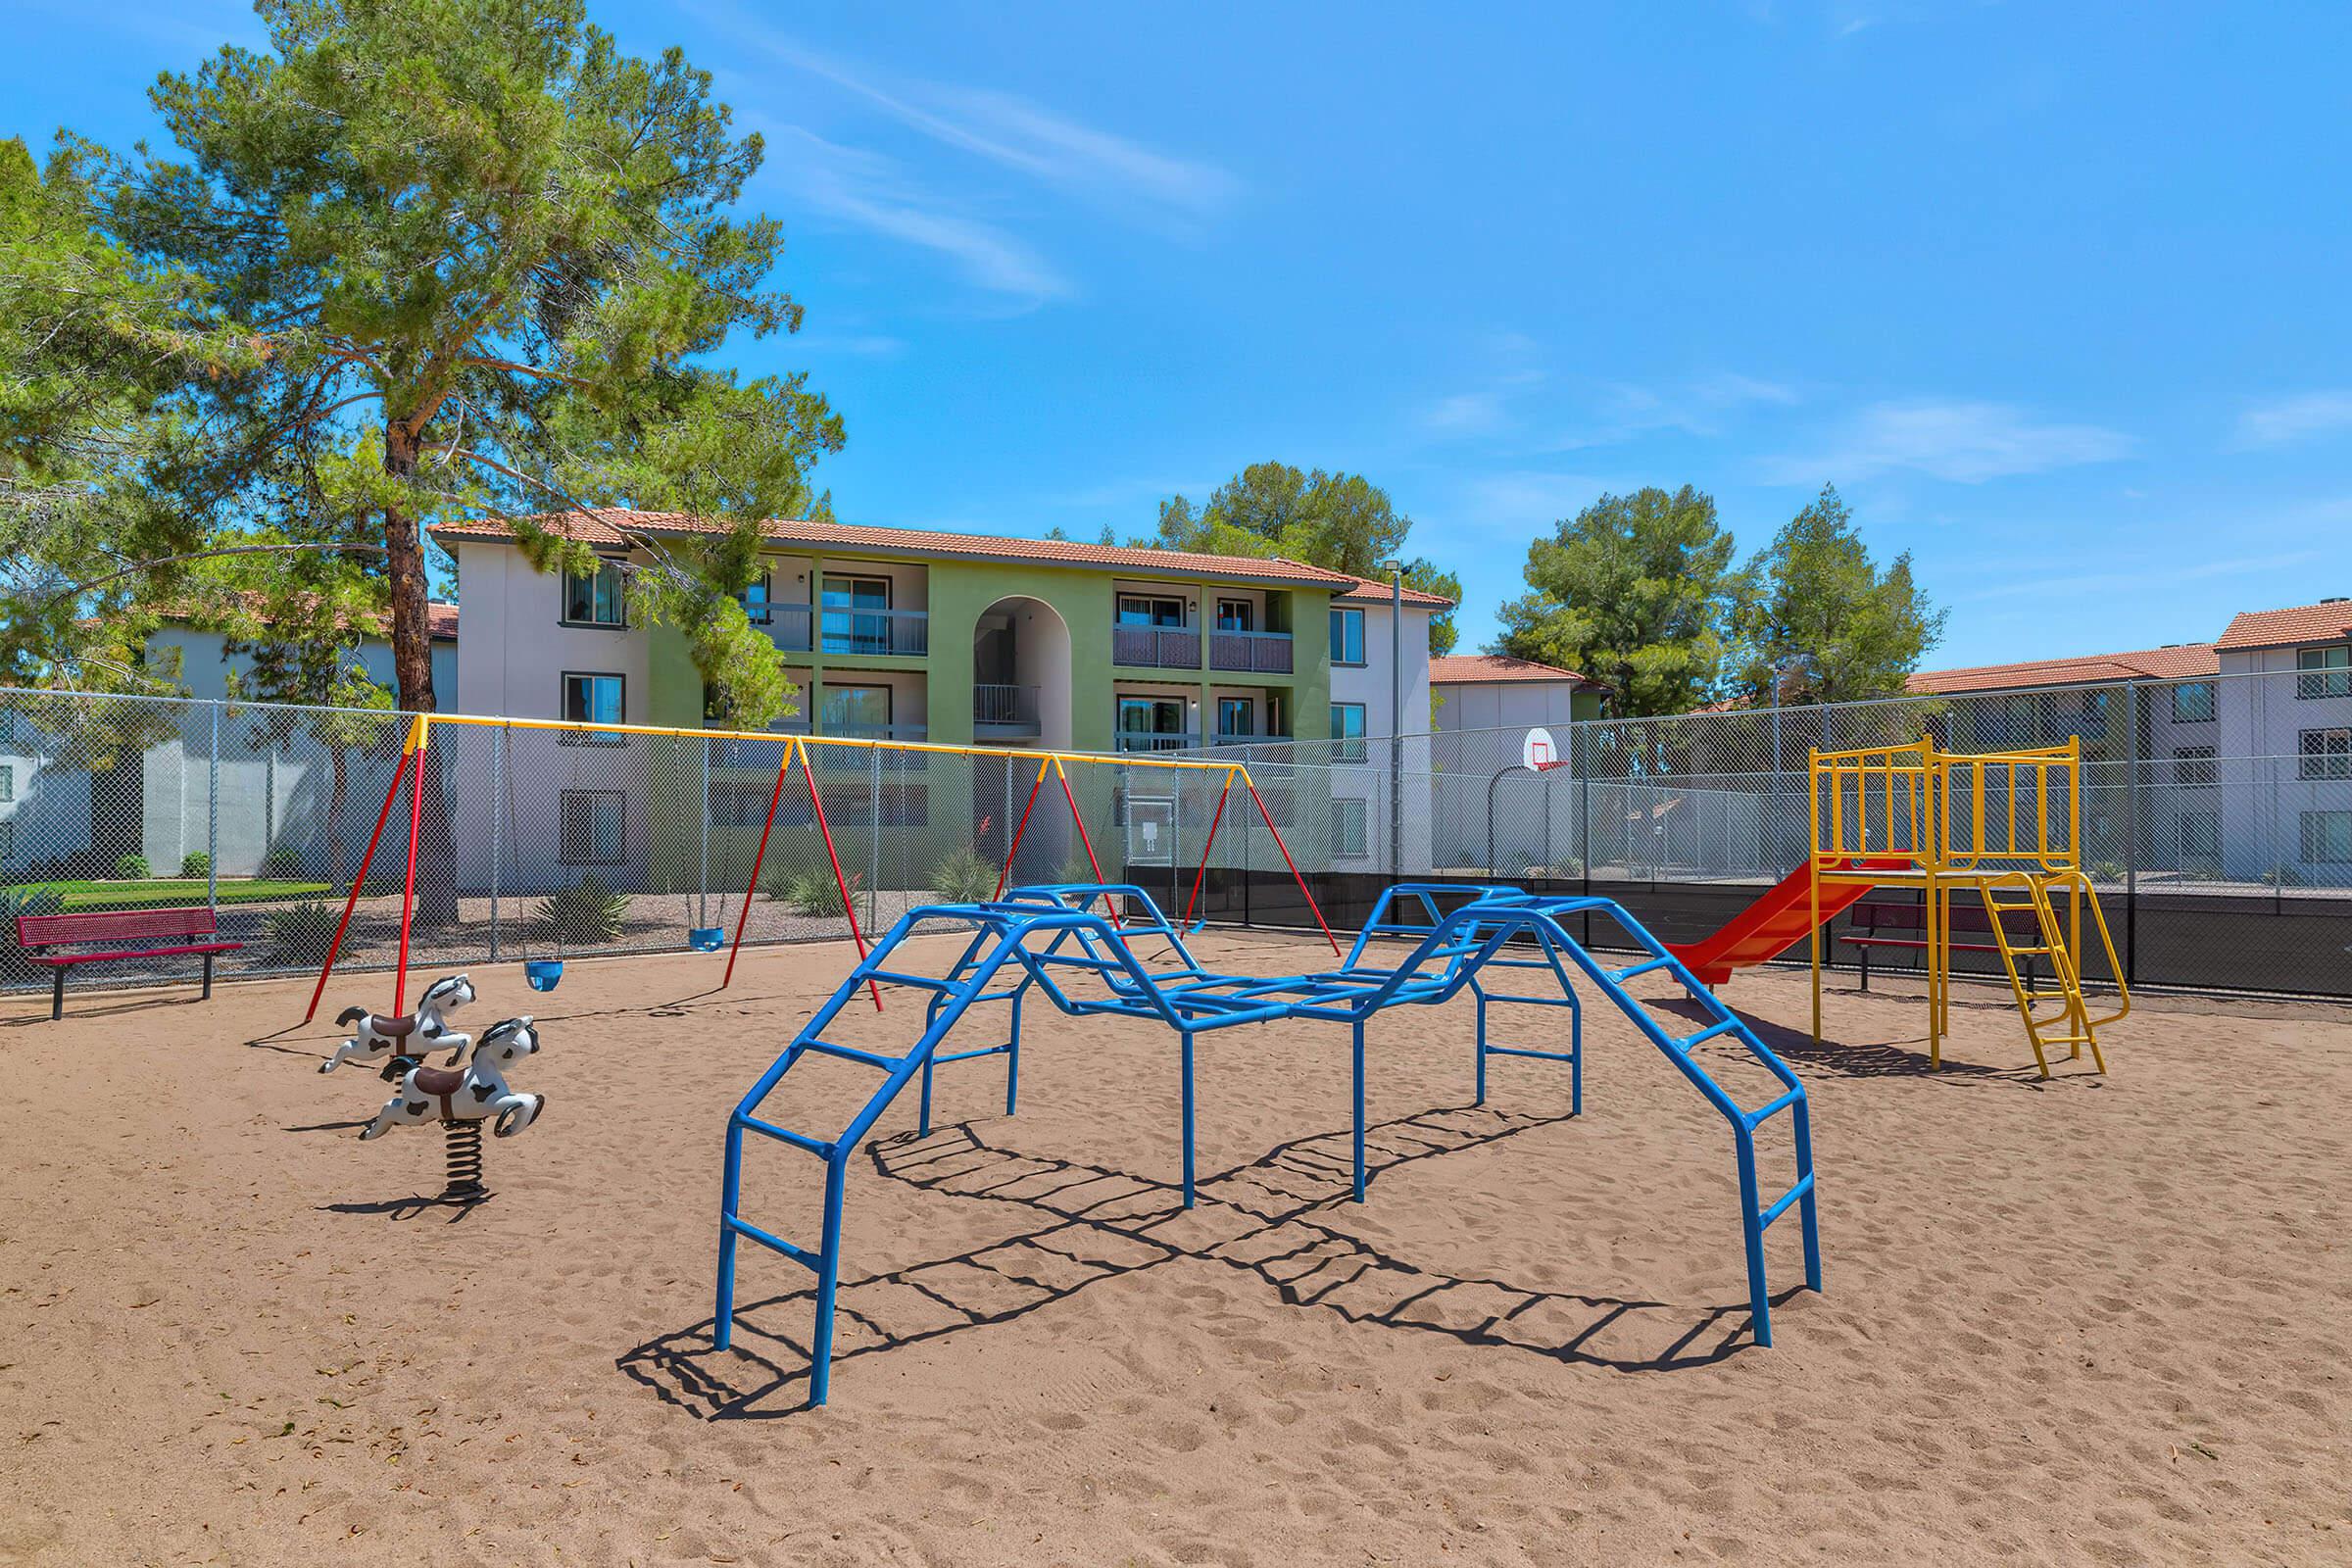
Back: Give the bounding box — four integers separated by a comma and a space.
2, 931, 2348, 1566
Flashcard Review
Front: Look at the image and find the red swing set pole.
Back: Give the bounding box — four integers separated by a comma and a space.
720, 739, 795, 990
1182, 768, 1236, 928
799, 739, 884, 1012
1054, 758, 1120, 927
992, 759, 1051, 901
302, 718, 421, 1023
1242, 768, 1342, 957
390, 716, 431, 1014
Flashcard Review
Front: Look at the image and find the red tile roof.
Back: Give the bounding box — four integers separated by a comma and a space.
1332, 575, 1455, 609
1430, 654, 1601, 688
151, 597, 458, 640
433, 508, 1395, 594
2215, 599, 2352, 651
1905, 643, 2216, 696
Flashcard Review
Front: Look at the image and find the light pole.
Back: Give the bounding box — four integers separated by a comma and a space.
1383, 563, 1404, 876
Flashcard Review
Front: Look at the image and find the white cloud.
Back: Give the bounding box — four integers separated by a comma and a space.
1551, 372, 1799, 450
1422, 391, 1509, 434
1962, 548, 2324, 603
2232, 391, 2352, 450
1760, 400, 2132, 483
699, 5, 1237, 230
755, 125, 1069, 307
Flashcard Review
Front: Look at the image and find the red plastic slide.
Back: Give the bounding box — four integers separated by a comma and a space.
1668, 859, 1908, 985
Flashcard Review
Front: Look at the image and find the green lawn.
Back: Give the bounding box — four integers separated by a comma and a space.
4, 878, 332, 911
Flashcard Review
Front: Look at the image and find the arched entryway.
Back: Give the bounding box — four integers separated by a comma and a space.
971, 596, 1073, 750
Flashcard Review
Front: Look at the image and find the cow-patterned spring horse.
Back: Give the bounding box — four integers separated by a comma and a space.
320, 973, 476, 1078
348, 1009, 550, 1203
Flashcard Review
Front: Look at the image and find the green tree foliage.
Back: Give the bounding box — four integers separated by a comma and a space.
22, 0, 838, 723
1494, 486, 1738, 716
1726, 485, 1946, 707
0, 137, 254, 691
1152, 462, 1460, 653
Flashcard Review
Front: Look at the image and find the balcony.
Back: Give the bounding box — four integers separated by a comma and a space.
1208, 629, 1293, 675
766, 605, 930, 658
973, 683, 1042, 738
812, 722, 930, 767
1112, 623, 1200, 671
1116, 731, 1200, 754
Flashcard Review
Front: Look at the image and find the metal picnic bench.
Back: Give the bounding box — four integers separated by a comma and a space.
15, 906, 242, 1019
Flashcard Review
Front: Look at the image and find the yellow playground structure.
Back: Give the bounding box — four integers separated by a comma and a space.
1809, 736, 2131, 1075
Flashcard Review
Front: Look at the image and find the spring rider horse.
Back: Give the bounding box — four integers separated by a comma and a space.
320, 973, 476, 1078
359, 1015, 548, 1200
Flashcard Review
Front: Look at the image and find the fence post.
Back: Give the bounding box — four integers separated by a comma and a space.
205, 701, 220, 913
2123, 680, 2138, 985
867, 745, 882, 935
488, 725, 503, 963
699, 735, 711, 930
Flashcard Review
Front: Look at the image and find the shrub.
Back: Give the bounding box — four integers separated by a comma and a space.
929, 843, 997, 905
2087, 858, 2126, 883
2261, 864, 2308, 889
0, 886, 66, 982
1546, 856, 1586, 881
265, 901, 341, 966
537, 872, 630, 946
179, 852, 212, 880
261, 847, 304, 878
114, 853, 152, 880
772, 866, 858, 918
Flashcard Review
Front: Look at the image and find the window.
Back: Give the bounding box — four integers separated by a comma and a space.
2302, 810, 2352, 863
821, 574, 893, 655
560, 672, 624, 742
563, 559, 626, 627
0, 821, 12, 861
559, 790, 626, 864
741, 572, 771, 626
1329, 607, 1365, 666
1332, 796, 1370, 858
2171, 681, 2216, 723
1216, 697, 1254, 740
820, 684, 893, 737
2301, 727, 2352, 781
1216, 598, 1254, 632
709, 779, 777, 829
2297, 645, 2352, 701
0, 763, 13, 802
1117, 594, 1186, 627
2172, 746, 2217, 786
1331, 702, 1368, 764
1117, 696, 1189, 750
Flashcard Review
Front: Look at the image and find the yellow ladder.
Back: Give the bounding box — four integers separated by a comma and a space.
1977, 872, 2123, 1077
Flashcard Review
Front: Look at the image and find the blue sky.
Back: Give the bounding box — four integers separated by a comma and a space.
13, 1, 2352, 668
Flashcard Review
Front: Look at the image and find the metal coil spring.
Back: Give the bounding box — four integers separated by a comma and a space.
443, 1119, 485, 1199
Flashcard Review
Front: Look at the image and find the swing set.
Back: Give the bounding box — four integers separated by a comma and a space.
299, 711, 1334, 1025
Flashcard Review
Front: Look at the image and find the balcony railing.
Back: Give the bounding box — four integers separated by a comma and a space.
1208, 628, 1293, 674
1111, 623, 1200, 670
766, 605, 930, 657
1116, 731, 1200, 754
973, 684, 1042, 732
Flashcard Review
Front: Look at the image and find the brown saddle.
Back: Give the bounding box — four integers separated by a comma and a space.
371, 1015, 420, 1041
412, 1064, 467, 1119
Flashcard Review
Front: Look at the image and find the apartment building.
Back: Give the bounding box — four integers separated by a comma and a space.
432, 510, 1446, 887
1905, 595, 2352, 882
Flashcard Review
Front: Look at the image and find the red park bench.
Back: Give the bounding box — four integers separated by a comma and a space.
15, 906, 243, 1019
1842, 900, 2042, 992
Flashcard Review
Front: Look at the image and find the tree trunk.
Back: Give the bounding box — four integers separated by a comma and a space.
382, 427, 460, 924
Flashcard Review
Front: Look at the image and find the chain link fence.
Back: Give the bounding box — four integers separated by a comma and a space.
1179, 664, 2352, 998
2, 664, 2345, 1003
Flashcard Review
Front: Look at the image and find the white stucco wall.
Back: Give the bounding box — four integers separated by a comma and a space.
454, 542, 650, 724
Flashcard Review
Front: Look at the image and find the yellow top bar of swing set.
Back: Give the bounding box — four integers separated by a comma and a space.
398, 709, 1254, 778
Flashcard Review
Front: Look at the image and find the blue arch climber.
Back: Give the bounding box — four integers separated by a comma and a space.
713, 883, 1821, 1405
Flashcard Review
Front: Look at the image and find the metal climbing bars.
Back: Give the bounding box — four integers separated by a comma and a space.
713, 882, 1822, 1406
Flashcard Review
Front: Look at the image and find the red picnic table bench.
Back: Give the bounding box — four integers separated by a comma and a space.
1843, 899, 2041, 992
16, 906, 242, 1019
